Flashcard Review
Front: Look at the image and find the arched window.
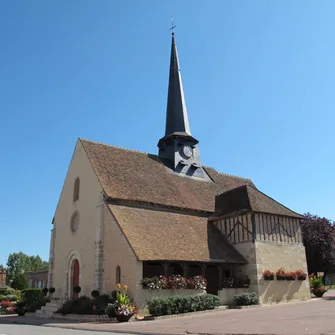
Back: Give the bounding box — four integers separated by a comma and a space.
73, 178, 80, 201
71, 212, 79, 233
116, 266, 121, 285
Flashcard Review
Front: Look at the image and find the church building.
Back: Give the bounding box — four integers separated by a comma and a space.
48, 32, 310, 306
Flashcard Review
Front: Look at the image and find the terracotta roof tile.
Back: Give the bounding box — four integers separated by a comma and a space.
81, 139, 255, 212
215, 185, 302, 218
108, 205, 247, 263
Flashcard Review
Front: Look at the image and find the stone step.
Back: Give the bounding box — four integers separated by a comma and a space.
41, 306, 59, 313
45, 303, 60, 308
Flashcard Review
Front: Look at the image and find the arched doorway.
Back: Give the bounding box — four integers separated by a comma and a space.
205, 265, 220, 295
71, 259, 80, 299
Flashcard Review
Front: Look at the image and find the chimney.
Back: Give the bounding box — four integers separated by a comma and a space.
0, 269, 6, 284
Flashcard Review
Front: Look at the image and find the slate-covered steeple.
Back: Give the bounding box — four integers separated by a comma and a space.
164, 32, 191, 136
158, 32, 209, 181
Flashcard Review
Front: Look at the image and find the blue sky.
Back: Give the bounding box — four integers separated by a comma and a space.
1, 1, 334, 266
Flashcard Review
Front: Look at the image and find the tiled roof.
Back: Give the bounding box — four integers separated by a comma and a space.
214, 185, 302, 218
81, 139, 255, 212
108, 204, 247, 263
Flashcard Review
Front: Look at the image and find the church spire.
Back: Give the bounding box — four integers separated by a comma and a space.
165, 32, 191, 136
157, 29, 209, 181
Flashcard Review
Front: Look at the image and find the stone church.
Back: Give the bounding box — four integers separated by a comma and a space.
48, 32, 310, 306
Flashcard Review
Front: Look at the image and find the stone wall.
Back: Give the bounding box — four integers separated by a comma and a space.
24, 267, 49, 288
218, 288, 249, 305
103, 207, 141, 302
51, 140, 103, 299
233, 242, 259, 296
255, 241, 310, 304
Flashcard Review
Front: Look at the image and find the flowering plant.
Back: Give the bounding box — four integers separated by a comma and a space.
295, 269, 307, 280
114, 284, 136, 316
167, 275, 187, 289
141, 276, 168, 290
276, 268, 287, 280
263, 270, 275, 281
141, 275, 207, 290
186, 276, 207, 290
221, 276, 250, 288
286, 272, 297, 281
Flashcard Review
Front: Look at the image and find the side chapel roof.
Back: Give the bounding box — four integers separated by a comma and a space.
214, 185, 302, 219
108, 204, 247, 263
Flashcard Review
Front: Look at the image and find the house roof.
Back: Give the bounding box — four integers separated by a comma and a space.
81, 139, 254, 212
108, 204, 247, 263
214, 185, 302, 218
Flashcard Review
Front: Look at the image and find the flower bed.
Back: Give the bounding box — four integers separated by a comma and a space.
0, 290, 21, 314
263, 270, 275, 281
141, 275, 207, 290
221, 276, 250, 288
296, 269, 307, 280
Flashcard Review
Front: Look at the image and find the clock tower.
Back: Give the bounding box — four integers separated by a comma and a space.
158, 32, 210, 181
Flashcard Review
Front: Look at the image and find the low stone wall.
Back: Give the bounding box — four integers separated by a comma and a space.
135, 288, 206, 309
260, 279, 311, 304
218, 288, 250, 305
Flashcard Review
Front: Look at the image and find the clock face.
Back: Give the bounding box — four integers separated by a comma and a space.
182, 145, 193, 158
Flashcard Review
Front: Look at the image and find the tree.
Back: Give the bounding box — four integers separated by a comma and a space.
6, 252, 48, 289
0, 264, 5, 272
301, 213, 335, 278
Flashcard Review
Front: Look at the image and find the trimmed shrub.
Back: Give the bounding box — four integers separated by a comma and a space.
49, 287, 55, 294
42, 288, 49, 296
73, 286, 81, 294
147, 294, 219, 316
233, 292, 259, 306
91, 290, 100, 298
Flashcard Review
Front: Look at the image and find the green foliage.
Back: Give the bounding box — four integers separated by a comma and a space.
42, 288, 49, 296
10, 274, 27, 290
301, 213, 335, 276
57, 294, 113, 315
147, 294, 219, 316
73, 286, 81, 294
91, 290, 100, 298
233, 292, 259, 306
21, 288, 46, 312
5, 252, 48, 287
49, 287, 55, 294
105, 303, 117, 318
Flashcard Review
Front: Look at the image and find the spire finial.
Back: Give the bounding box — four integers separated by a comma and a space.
169, 16, 176, 34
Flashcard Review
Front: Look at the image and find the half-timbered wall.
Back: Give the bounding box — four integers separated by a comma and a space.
213, 213, 253, 244
254, 214, 302, 244
213, 213, 302, 245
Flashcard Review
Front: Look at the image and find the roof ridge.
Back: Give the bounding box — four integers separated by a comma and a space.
79, 138, 155, 157
204, 166, 252, 181
247, 185, 302, 217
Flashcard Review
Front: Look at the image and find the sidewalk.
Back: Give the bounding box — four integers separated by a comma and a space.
1, 293, 335, 335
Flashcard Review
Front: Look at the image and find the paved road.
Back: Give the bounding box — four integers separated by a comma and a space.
1, 293, 335, 335
0, 324, 136, 335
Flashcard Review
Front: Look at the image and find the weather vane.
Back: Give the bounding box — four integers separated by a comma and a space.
170, 16, 176, 33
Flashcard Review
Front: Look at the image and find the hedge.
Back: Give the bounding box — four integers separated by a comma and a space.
57, 294, 112, 315
21, 289, 46, 312
147, 294, 219, 316
233, 292, 259, 306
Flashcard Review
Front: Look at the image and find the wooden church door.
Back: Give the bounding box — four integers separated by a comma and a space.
72, 259, 80, 299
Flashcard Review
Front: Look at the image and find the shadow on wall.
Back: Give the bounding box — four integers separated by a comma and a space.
262, 280, 305, 304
